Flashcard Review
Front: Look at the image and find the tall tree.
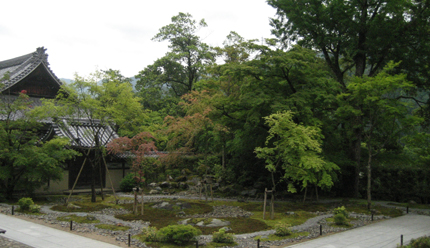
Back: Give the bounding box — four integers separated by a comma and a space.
255, 111, 339, 199
338, 62, 419, 208
135, 12, 215, 115
268, 0, 430, 197
0, 91, 78, 199
47, 70, 146, 202
194, 33, 339, 186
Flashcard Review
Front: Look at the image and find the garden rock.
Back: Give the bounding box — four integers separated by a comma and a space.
240, 189, 257, 197
160, 181, 170, 188
149, 190, 159, 195
152, 201, 173, 210
179, 182, 189, 189
178, 218, 230, 227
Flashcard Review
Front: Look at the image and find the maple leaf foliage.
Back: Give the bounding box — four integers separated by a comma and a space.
107, 132, 161, 183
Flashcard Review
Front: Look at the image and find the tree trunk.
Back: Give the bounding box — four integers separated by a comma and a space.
353, 121, 363, 198
6, 181, 15, 200
98, 154, 104, 201
91, 162, 96, 203
315, 184, 319, 202
303, 186, 307, 203
367, 145, 372, 210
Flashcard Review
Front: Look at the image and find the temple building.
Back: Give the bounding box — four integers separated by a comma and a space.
0, 47, 129, 193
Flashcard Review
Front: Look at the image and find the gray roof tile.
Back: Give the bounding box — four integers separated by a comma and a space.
0, 47, 62, 92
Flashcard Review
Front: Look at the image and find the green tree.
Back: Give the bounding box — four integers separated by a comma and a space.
45, 70, 146, 202
255, 111, 339, 198
338, 62, 420, 208
201, 36, 339, 185
268, 0, 430, 197
0, 91, 78, 199
135, 12, 215, 115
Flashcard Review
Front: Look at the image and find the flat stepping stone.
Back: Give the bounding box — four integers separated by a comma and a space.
179, 218, 230, 227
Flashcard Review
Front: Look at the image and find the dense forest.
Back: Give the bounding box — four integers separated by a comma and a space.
127, 0, 430, 205
91, 1, 430, 204
2, 1, 430, 205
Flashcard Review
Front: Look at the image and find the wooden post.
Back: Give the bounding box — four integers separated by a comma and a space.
199, 182, 202, 199
204, 183, 208, 202
210, 183, 213, 202
141, 188, 144, 215
133, 189, 137, 214
270, 189, 275, 220
263, 188, 267, 220
67, 156, 88, 205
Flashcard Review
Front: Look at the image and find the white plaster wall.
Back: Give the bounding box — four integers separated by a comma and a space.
35, 171, 69, 194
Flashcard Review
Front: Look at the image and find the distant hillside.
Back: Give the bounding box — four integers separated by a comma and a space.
60, 77, 137, 91
60, 78, 73, 84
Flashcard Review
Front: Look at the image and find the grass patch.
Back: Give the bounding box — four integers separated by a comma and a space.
57, 214, 100, 223
326, 217, 353, 228
345, 204, 403, 217
50, 195, 125, 212
206, 242, 239, 247
117, 200, 214, 230
51, 202, 113, 212
241, 201, 329, 213
254, 231, 309, 241
387, 202, 430, 210
132, 240, 198, 248
251, 210, 316, 228
116, 207, 180, 229
373, 205, 403, 217
188, 218, 215, 225
95, 224, 130, 231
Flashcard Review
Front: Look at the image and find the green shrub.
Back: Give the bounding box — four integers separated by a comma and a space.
140, 226, 158, 242
157, 224, 201, 244
405, 235, 430, 248
212, 228, 234, 243
18, 197, 34, 211
275, 222, 292, 237
29, 204, 41, 213
333, 206, 348, 218
333, 213, 348, 225
120, 173, 141, 192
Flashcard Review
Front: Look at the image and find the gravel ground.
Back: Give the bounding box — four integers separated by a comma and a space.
0, 195, 417, 248
0, 235, 33, 248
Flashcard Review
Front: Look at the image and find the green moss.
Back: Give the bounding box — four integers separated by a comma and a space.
254, 231, 309, 241
57, 214, 100, 224
116, 207, 180, 229
187, 218, 215, 225
251, 210, 316, 228
206, 242, 239, 247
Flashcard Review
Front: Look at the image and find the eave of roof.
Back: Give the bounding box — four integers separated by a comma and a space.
52, 118, 120, 148
0, 47, 63, 93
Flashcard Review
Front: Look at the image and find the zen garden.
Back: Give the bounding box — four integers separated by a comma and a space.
1, 1, 430, 248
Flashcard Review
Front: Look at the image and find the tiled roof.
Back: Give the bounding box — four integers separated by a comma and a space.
52, 118, 119, 148
0, 95, 52, 122
0, 47, 62, 92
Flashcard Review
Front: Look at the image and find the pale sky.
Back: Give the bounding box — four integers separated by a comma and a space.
0, 0, 277, 80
